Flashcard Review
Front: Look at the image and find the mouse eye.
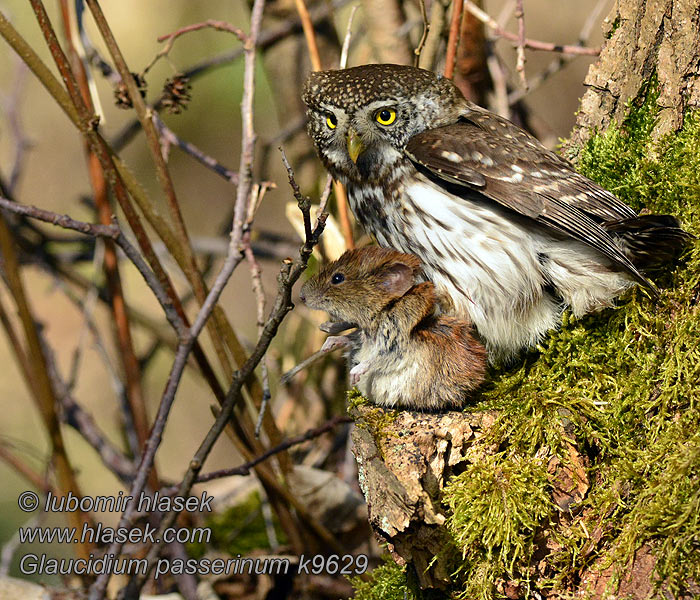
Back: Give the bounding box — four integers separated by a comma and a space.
375, 108, 397, 126
326, 113, 337, 129
331, 273, 345, 284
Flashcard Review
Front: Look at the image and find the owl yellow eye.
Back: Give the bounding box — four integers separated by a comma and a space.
375, 108, 397, 126
326, 114, 337, 129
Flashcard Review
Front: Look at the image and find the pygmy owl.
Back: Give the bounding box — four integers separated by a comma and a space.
302, 64, 689, 358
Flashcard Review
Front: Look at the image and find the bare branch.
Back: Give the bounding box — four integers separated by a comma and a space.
145, 19, 247, 74
174, 415, 352, 488
153, 113, 238, 184
340, 5, 359, 69
413, 0, 430, 67
507, 0, 608, 105
515, 0, 527, 89
0, 197, 186, 337
295, 0, 322, 70
463, 0, 600, 56
445, 0, 464, 79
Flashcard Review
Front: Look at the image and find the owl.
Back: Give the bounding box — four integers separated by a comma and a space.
302, 64, 689, 358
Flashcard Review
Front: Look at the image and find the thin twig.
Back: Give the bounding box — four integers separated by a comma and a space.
0, 443, 52, 493
318, 175, 333, 218
413, 0, 430, 67
334, 182, 354, 250
444, 0, 464, 79
241, 186, 271, 439
339, 5, 359, 69
281, 149, 312, 243
280, 344, 342, 385
0, 513, 44, 576
294, 0, 322, 70
515, 0, 527, 89
294, 0, 353, 250
0, 204, 92, 560
506, 0, 608, 105
463, 0, 600, 56
496, 0, 517, 28
66, 239, 103, 392
145, 20, 247, 73
169, 415, 352, 488
0, 197, 186, 337
487, 51, 510, 118
2, 59, 31, 194
153, 113, 238, 184
59, 1, 153, 484
40, 328, 136, 482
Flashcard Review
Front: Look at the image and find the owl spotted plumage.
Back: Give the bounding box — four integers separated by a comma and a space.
302, 64, 690, 358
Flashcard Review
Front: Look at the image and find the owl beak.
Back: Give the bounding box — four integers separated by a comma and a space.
346, 128, 365, 164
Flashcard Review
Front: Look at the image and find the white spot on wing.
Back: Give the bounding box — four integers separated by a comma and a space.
440, 150, 462, 163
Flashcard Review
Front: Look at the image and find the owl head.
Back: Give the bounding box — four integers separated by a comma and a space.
302, 64, 465, 185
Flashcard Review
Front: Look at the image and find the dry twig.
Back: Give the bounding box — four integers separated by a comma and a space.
463, 0, 600, 56
515, 0, 527, 88
413, 0, 430, 66
145, 19, 247, 73
444, 0, 464, 79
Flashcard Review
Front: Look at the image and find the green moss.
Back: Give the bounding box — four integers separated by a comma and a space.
350, 558, 417, 600
347, 388, 370, 410
363, 84, 700, 598
350, 557, 451, 600
190, 491, 285, 557
605, 16, 621, 39
444, 454, 553, 598
349, 391, 401, 451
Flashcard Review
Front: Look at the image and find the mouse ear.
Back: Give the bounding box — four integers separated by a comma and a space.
377, 263, 414, 296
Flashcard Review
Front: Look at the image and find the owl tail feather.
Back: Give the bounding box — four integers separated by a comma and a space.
604, 215, 694, 271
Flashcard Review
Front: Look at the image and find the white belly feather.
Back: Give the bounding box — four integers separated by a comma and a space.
350, 178, 635, 358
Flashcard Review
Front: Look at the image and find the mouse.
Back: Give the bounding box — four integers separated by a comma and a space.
298, 246, 487, 410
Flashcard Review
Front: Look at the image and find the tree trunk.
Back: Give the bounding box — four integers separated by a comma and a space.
565, 0, 700, 157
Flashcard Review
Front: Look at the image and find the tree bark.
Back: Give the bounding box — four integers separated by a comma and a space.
350, 405, 498, 589
351, 405, 589, 591
565, 0, 700, 158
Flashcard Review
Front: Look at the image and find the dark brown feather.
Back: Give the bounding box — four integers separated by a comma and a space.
405, 120, 653, 289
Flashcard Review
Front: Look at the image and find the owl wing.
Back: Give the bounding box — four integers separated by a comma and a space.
404, 119, 652, 288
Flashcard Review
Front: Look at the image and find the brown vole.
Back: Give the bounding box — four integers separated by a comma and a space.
299, 247, 487, 410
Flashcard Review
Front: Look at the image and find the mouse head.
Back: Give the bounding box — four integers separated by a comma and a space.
300, 246, 422, 329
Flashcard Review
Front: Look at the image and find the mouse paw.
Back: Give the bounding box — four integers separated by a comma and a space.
349, 361, 369, 386
320, 320, 356, 334
321, 335, 351, 353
